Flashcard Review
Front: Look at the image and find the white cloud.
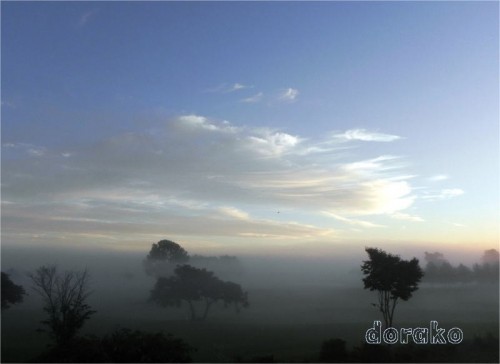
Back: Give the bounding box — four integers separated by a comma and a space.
323, 212, 385, 228
206, 83, 252, 93
335, 128, 401, 142
246, 130, 302, 157
217, 207, 250, 220
343, 156, 400, 174
441, 189, 465, 198
278, 88, 299, 102
422, 188, 464, 201
27, 148, 46, 157
231, 83, 248, 91
3, 142, 48, 157
428, 174, 449, 182
241, 92, 263, 103
2, 114, 431, 247
390, 212, 424, 222
178, 114, 218, 131
78, 10, 97, 27
177, 114, 239, 133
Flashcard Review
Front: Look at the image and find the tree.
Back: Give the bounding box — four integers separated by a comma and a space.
1, 272, 26, 310
456, 263, 473, 283
481, 249, 499, 266
29, 265, 96, 346
424, 251, 447, 267
144, 239, 190, 276
361, 247, 423, 328
150, 264, 248, 321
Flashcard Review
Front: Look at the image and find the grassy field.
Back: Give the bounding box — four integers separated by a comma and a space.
2, 283, 498, 362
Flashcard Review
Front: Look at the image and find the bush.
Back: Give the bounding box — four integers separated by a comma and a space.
33, 329, 194, 363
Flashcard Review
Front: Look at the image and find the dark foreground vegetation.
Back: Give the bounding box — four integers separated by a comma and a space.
34, 329, 193, 363
318, 333, 499, 363
1, 242, 498, 363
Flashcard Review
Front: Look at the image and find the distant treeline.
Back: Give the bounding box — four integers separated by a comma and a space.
423, 249, 499, 284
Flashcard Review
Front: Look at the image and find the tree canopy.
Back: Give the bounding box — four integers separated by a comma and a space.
423, 249, 499, 284
361, 247, 423, 328
1, 272, 26, 310
144, 240, 190, 276
150, 264, 248, 321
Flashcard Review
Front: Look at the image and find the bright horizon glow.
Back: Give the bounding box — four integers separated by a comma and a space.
1, 2, 498, 261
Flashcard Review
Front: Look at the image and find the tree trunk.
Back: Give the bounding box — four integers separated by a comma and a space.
187, 300, 197, 321
388, 297, 398, 328
202, 298, 213, 321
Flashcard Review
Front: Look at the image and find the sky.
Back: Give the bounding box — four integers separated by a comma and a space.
1, 2, 498, 260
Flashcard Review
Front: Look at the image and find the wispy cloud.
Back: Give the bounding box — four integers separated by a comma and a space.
390, 212, 424, 222
176, 114, 239, 133
4, 114, 455, 248
78, 9, 97, 28
278, 88, 299, 102
428, 174, 449, 182
27, 147, 47, 157
323, 212, 385, 228
334, 128, 401, 142
3, 142, 47, 157
439, 188, 465, 198
240, 92, 263, 103
422, 188, 465, 201
1, 100, 15, 108
206, 83, 252, 93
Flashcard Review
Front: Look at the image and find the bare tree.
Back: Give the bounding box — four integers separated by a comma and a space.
29, 265, 96, 346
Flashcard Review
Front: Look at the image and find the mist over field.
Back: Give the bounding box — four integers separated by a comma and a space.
2, 244, 498, 362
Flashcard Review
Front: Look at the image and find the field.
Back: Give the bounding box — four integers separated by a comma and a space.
2, 275, 498, 362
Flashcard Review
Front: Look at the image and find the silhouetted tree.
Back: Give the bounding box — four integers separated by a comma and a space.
473, 261, 499, 283
437, 261, 456, 283
423, 251, 449, 283
456, 263, 473, 283
1, 271, 26, 310
150, 264, 248, 321
424, 251, 447, 267
361, 247, 423, 328
29, 265, 96, 346
424, 249, 499, 284
481, 249, 499, 265
423, 261, 440, 283
144, 239, 190, 276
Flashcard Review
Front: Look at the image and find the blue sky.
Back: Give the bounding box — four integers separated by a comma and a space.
2, 2, 498, 257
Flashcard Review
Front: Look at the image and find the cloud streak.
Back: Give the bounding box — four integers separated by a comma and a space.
334, 128, 401, 142
206, 83, 252, 93
278, 88, 299, 102
241, 92, 263, 103
422, 188, 464, 201
78, 10, 97, 27
2, 115, 449, 250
